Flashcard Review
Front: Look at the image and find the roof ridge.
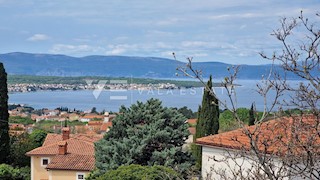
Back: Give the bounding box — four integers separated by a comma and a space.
196, 116, 319, 155
42, 133, 101, 146
26, 142, 58, 155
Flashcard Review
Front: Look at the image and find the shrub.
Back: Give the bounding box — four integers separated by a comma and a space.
95, 164, 183, 180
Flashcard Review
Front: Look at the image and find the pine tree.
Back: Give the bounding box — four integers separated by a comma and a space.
94, 98, 192, 177
248, 103, 255, 126
0, 63, 9, 163
193, 75, 219, 169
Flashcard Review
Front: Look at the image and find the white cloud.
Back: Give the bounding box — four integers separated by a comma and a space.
49, 44, 102, 55
27, 34, 50, 41
105, 42, 174, 56
181, 41, 209, 48
155, 42, 172, 49
106, 47, 126, 55
1, 0, 318, 65
106, 44, 138, 55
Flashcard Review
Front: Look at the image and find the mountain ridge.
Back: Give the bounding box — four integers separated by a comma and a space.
0, 52, 309, 80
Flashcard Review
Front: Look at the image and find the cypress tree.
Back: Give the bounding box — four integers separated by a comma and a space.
193, 75, 219, 169
0, 63, 9, 163
248, 103, 255, 126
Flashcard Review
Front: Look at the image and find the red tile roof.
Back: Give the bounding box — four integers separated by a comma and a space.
41, 133, 102, 146
26, 138, 95, 156
187, 119, 197, 125
26, 131, 102, 171
196, 115, 320, 155
46, 154, 95, 171
188, 127, 196, 135
88, 120, 103, 126
82, 115, 103, 119
100, 122, 112, 131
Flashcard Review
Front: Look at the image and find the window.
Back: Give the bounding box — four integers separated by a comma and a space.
41, 157, 49, 167
76, 173, 85, 180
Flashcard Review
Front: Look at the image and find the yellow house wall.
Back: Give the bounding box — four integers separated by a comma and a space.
31, 156, 51, 180
49, 170, 89, 180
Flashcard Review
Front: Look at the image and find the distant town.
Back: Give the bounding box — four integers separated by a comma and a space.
8, 103, 196, 142
8, 82, 178, 93
8, 104, 116, 135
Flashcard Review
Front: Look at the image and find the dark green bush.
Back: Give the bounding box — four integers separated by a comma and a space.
95, 164, 183, 180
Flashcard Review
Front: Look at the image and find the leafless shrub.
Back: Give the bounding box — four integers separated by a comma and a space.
177, 11, 319, 180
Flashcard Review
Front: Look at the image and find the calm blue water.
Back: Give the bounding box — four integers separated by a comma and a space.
9, 80, 301, 112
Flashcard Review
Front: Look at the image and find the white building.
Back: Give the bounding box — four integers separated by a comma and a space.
196, 115, 319, 180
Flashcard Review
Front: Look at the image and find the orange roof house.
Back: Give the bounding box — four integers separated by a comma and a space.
75, 121, 112, 134
188, 127, 196, 135
100, 121, 112, 132
196, 115, 320, 179
26, 127, 102, 180
187, 118, 197, 125
197, 115, 320, 154
79, 114, 104, 122
9, 123, 26, 135
183, 119, 197, 146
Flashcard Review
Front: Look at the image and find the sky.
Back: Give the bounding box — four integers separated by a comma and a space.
0, 0, 319, 64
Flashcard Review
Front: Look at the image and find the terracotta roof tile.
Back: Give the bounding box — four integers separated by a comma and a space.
26, 132, 103, 171
26, 138, 95, 156
188, 127, 196, 135
100, 122, 112, 131
187, 119, 197, 125
42, 133, 102, 147
196, 115, 320, 155
82, 115, 103, 119
46, 154, 95, 171
88, 121, 103, 126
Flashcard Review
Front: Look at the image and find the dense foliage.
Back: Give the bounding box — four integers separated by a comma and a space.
174, 106, 197, 119
219, 108, 264, 132
193, 75, 219, 169
249, 103, 255, 126
94, 99, 192, 177
9, 130, 47, 167
28, 129, 47, 147
0, 164, 30, 180
9, 116, 34, 125
94, 164, 182, 180
34, 120, 85, 133
8, 105, 34, 112
0, 63, 9, 163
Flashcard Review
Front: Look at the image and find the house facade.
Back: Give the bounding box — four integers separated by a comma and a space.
26, 127, 102, 180
196, 115, 319, 179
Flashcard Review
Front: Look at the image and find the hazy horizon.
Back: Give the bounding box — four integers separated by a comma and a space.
1, 0, 319, 65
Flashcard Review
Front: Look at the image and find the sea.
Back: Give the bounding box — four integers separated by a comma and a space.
8, 80, 302, 112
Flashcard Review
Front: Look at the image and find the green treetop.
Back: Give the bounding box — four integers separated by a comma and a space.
249, 103, 255, 126
193, 75, 219, 169
94, 98, 192, 177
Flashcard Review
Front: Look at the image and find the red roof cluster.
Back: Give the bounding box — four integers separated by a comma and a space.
26, 128, 102, 171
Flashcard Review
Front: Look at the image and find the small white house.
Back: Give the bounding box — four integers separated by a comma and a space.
196, 116, 319, 180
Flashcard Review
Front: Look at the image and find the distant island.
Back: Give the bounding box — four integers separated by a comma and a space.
8, 75, 229, 93
1, 52, 316, 80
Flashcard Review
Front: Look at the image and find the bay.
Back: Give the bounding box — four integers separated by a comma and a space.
9, 80, 301, 112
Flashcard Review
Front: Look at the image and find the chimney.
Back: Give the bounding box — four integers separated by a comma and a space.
58, 141, 68, 155
104, 112, 109, 123
62, 127, 70, 140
